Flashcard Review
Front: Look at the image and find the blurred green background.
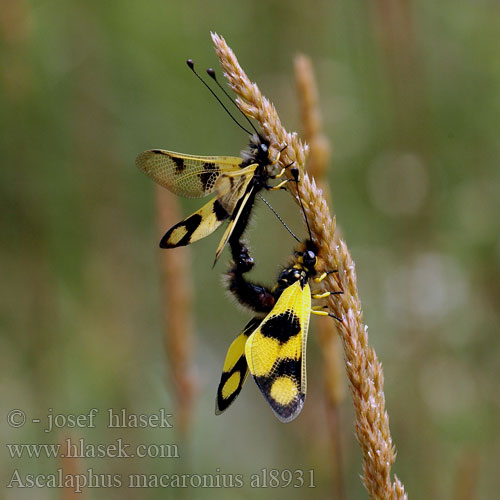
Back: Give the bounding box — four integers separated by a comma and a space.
1, 0, 499, 498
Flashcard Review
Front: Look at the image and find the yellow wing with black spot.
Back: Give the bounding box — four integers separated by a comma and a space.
136, 150, 243, 198
215, 317, 261, 415
215, 163, 257, 213
159, 197, 229, 248
213, 187, 254, 264
245, 281, 311, 423
137, 151, 259, 257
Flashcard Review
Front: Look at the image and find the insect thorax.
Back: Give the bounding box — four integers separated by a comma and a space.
275, 240, 320, 293
239, 134, 272, 170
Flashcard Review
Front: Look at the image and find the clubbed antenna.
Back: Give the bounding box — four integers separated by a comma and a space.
206, 67, 259, 136
186, 59, 252, 136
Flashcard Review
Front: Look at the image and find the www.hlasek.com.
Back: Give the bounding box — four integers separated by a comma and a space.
7, 468, 316, 492
6, 438, 179, 459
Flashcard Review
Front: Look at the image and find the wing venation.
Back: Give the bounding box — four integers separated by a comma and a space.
245, 281, 311, 422
136, 150, 243, 198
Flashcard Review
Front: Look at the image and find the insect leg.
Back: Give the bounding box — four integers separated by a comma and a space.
266, 178, 295, 191
311, 291, 344, 299
272, 160, 295, 179
270, 144, 288, 166
311, 308, 342, 322
313, 270, 338, 283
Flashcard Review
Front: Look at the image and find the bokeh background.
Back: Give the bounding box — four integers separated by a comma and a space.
1, 0, 499, 498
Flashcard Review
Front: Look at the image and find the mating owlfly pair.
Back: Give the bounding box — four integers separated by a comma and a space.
136, 59, 342, 422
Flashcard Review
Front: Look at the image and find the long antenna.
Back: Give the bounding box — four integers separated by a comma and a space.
186, 59, 252, 136
258, 194, 300, 243
291, 167, 313, 240
206, 68, 259, 136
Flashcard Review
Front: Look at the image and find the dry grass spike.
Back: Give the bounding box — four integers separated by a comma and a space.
156, 186, 196, 436
212, 32, 408, 499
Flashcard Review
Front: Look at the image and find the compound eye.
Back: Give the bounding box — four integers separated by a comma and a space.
305, 250, 315, 261
260, 143, 268, 153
